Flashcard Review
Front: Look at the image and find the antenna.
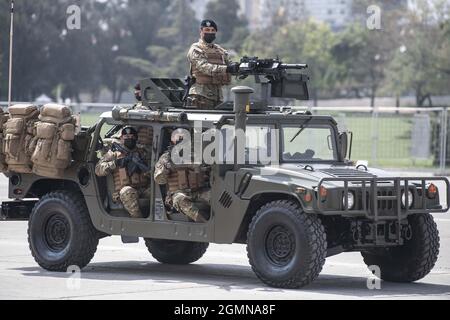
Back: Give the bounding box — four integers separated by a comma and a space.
8, 0, 15, 108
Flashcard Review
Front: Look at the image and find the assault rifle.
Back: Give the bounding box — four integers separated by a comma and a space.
111, 142, 150, 176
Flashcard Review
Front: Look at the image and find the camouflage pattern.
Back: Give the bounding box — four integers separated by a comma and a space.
172, 190, 210, 223
187, 39, 231, 109
155, 149, 211, 223
95, 142, 151, 219
186, 95, 218, 110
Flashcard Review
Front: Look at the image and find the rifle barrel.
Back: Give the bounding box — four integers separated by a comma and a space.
280, 63, 308, 70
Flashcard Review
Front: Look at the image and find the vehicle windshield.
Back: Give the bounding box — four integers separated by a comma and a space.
282, 125, 337, 162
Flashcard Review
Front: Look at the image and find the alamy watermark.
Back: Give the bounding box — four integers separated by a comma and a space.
66, 265, 82, 290
66, 5, 81, 30
366, 265, 382, 290
367, 5, 382, 30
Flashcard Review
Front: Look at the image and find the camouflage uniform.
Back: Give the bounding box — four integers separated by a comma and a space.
187, 39, 231, 110
154, 150, 211, 222
95, 144, 151, 218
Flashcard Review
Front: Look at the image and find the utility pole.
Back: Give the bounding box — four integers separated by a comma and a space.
8, 0, 15, 108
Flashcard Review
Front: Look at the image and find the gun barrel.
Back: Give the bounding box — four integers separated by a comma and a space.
280, 63, 308, 70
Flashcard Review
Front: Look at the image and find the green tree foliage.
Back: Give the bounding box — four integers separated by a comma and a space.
242, 19, 337, 105
203, 0, 249, 52
384, 0, 450, 107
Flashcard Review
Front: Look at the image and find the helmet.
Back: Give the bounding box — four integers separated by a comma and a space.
121, 126, 138, 137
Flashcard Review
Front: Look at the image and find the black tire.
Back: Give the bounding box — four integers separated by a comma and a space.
28, 191, 99, 272
144, 239, 209, 265
361, 213, 440, 283
247, 200, 327, 289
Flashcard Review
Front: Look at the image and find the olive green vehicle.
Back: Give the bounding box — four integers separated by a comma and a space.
1, 61, 449, 289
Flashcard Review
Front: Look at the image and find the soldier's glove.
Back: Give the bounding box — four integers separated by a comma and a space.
226, 62, 240, 75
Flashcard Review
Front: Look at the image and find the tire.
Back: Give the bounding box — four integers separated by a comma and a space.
247, 200, 327, 289
361, 213, 440, 283
145, 239, 209, 265
28, 191, 99, 272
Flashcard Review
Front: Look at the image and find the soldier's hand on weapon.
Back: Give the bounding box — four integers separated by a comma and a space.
226, 62, 240, 75
115, 156, 130, 169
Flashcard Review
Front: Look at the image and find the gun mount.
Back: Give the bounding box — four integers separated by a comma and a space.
138, 56, 310, 112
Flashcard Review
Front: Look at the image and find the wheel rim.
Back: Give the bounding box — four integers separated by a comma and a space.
44, 213, 71, 252
265, 225, 296, 266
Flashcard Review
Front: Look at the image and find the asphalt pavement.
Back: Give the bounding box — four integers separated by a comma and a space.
0, 174, 449, 300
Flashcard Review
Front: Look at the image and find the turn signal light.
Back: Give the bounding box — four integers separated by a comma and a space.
319, 186, 328, 198
304, 192, 312, 203
427, 184, 437, 199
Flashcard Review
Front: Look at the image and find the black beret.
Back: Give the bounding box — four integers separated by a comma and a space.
201, 19, 218, 31
121, 126, 138, 136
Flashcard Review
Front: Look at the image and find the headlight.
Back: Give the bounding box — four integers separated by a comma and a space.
401, 190, 414, 208
343, 191, 355, 209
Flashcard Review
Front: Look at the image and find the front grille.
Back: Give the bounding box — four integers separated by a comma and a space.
377, 190, 396, 211
356, 188, 398, 215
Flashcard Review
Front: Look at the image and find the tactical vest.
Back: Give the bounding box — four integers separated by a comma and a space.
31, 104, 76, 178
166, 167, 210, 194
0, 109, 9, 173
111, 149, 149, 201
3, 105, 39, 174
191, 43, 231, 86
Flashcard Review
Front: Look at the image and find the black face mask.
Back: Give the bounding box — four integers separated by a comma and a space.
203, 33, 216, 44
124, 139, 137, 150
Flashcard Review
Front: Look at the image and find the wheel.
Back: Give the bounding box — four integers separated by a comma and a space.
247, 200, 327, 289
361, 213, 440, 283
28, 191, 99, 272
144, 239, 209, 265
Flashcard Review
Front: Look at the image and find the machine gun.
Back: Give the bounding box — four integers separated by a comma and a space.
234, 56, 310, 103
237, 56, 307, 80
111, 142, 150, 176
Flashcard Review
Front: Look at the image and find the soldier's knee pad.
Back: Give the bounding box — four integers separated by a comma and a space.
119, 186, 138, 202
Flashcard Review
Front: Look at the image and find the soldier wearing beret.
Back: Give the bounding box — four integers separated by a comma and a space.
186, 20, 240, 110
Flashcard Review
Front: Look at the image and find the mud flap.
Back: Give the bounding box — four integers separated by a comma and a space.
121, 236, 139, 244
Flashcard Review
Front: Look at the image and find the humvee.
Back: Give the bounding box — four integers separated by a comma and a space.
1, 60, 449, 289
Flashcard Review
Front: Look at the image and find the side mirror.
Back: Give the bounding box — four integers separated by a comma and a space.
338, 132, 349, 160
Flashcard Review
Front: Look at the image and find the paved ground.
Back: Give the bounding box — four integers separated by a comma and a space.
0, 174, 449, 300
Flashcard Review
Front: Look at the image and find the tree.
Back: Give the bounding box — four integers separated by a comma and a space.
384, 0, 450, 107
203, 0, 248, 51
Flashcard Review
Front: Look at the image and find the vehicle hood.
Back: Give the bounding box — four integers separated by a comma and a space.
253, 164, 402, 188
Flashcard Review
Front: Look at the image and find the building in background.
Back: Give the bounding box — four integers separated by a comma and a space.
188, 0, 408, 31
239, 0, 353, 31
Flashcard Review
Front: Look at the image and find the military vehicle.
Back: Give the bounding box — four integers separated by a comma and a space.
0, 58, 448, 288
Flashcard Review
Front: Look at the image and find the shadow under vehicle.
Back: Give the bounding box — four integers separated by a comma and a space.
1, 59, 449, 288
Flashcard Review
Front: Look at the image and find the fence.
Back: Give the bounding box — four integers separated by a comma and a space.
299, 106, 449, 173
1, 102, 449, 173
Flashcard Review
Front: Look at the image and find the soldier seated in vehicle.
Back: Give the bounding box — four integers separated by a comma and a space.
95, 126, 152, 219
154, 128, 211, 223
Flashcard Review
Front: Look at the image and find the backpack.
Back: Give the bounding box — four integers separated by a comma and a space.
0, 108, 9, 173
31, 104, 76, 178
3, 105, 39, 173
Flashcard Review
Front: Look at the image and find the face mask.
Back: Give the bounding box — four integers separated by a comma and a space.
124, 139, 137, 150
203, 33, 216, 44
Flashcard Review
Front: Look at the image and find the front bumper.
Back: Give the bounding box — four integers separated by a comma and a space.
315, 177, 450, 221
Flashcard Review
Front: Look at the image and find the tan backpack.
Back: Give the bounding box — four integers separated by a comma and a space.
0, 108, 9, 173
31, 104, 76, 178
3, 105, 39, 173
